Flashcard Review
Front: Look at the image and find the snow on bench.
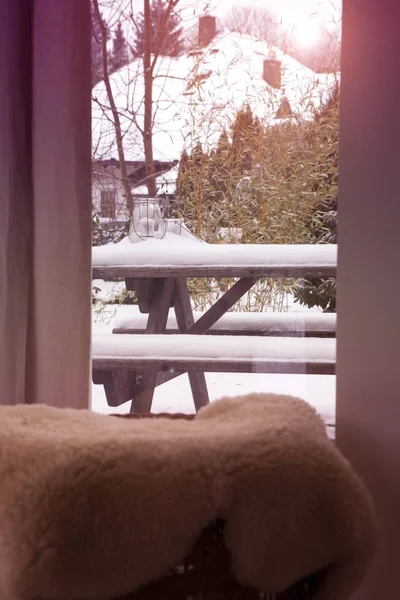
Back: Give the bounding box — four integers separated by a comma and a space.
92, 334, 336, 375
92, 241, 337, 279
112, 307, 336, 338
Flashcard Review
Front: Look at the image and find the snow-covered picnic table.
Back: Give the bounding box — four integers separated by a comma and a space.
92, 236, 337, 279
92, 236, 337, 413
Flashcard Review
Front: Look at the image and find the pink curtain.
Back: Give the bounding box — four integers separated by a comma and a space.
0, 1, 91, 407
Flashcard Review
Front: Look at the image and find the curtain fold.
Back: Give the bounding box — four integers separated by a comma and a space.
0, 0, 91, 408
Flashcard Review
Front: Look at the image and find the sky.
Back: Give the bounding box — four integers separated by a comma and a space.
103, 0, 342, 31
194, 0, 341, 44
213, 0, 341, 26
101, 0, 342, 53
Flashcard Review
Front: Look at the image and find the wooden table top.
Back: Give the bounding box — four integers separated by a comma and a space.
92, 240, 337, 279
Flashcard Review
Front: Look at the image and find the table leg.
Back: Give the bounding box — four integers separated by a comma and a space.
188, 277, 258, 334
131, 277, 175, 413
103, 371, 139, 407
125, 278, 154, 313
153, 277, 259, 389
108, 276, 259, 409
173, 278, 210, 411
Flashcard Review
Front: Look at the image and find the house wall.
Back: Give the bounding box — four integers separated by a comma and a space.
336, 0, 400, 597
92, 163, 178, 221
92, 165, 130, 220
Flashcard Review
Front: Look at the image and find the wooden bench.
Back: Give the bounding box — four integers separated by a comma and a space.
92, 334, 336, 411
92, 244, 337, 413
112, 307, 336, 338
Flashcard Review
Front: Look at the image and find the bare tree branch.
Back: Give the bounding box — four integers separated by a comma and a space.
93, 0, 203, 201
143, 0, 157, 195
222, 4, 292, 52
93, 0, 134, 214
150, 0, 181, 70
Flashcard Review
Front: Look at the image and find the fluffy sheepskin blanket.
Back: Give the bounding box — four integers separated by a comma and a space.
0, 394, 377, 600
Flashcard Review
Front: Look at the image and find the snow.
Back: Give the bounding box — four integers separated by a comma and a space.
93, 371, 335, 422
156, 165, 179, 196
90, 22, 340, 426
217, 227, 243, 243
92, 334, 335, 366
92, 237, 337, 269
92, 29, 339, 163
113, 305, 336, 333
92, 279, 125, 303
91, 306, 336, 436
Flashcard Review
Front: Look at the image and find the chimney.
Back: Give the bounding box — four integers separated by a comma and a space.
198, 15, 217, 48
263, 59, 282, 89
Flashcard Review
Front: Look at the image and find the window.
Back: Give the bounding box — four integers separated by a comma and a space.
100, 190, 116, 219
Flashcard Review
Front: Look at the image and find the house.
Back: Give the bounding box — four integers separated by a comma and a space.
92, 16, 339, 219
92, 159, 178, 222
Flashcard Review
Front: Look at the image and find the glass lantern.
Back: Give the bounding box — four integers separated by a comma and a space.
129, 197, 167, 242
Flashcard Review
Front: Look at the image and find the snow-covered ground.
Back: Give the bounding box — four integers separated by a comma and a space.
91, 302, 336, 433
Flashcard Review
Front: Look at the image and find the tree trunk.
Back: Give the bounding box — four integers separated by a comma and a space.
143, 0, 157, 196
92, 0, 133, 215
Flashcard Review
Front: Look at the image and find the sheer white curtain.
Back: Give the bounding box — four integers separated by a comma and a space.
0, 0, 91, 407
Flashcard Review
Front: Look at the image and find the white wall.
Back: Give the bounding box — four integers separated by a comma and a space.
92, 165, 130, 220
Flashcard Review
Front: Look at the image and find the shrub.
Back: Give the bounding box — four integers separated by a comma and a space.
92, 213, 129, 246
292, 84, 339, 312
176, 94, 339, 312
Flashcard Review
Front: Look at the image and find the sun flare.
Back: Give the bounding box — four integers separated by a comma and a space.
292, 18, 322, 48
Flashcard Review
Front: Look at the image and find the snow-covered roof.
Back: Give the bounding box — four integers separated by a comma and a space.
92, 29, 339, 163
128, 165, 177, 197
